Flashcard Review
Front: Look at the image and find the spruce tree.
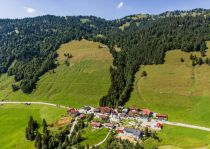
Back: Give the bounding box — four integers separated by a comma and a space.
35, 132, 42, 149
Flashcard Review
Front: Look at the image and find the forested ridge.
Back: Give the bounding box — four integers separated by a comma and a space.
0, 9, 210, 107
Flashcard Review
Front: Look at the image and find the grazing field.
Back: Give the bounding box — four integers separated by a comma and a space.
143, 125, 210, 148
0, 104, 66, 149
0, 40, 112, 108
80, 126, 109, 146
157, 125, 210, 148
127, 41, 210, 127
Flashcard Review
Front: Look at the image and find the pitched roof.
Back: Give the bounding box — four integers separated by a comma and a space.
68, 108, 79, 114
100, 107, 112, 113
83, 106, 91, 111
91, 121, 101, 127
156, 114, 168, 118
142, 109, 151, 115
100, 114, 109, 119
124, 128, 141, 137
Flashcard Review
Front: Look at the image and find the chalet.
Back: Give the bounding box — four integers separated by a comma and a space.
100, 107, 112, 114
91, 121, 101, 128
79, 114, 86, 119
156, 114, 168, 121
100, 114, 109, 121
142, 109, 151, 116
124, 128, 141, 139
155, 122, 163, 129
120, 113, 126, 117
128, 108, 139, 117
122, 108, 129, 114
68, 108, 79, 117
93, 108, 100, 113
104, 123, 115, 129
116, 127, 124, 133
110, 113, 120, 122
84, 106, 91, 111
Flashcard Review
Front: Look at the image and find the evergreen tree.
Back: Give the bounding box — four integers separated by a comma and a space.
141, 71, 147, 77
198, 57, 203, 65
25, 116, 38, 141
35, 132, 42, 149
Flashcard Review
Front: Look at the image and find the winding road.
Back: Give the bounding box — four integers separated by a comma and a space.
1, 101, 210, 132
94, 131, 111, 147
68, 117, 78, 138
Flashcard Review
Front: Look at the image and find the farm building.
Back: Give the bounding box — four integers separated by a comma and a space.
68, 108, 79, 117
91, 121, 101, 128
100, 107, 112, 114
124, 128, 141, 139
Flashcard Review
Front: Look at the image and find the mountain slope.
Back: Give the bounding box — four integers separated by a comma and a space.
127, 41, 210, 127
0, 40, 112, 107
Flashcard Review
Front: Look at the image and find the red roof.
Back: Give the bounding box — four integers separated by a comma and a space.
105, 123, 114, 127
80, 114, 86, 119
68, 108, 79, 114
142, 109, 151, 115
100, 114, 109, 119
156, 122, 163, 128
131, 110, 139, 114
100, 107, 112, 113
116, 127, 124, 133
156, 114, 168, 118
91, 121, 101, 127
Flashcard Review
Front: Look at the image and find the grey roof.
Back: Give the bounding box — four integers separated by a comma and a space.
124, 128, 141, 137
84, 106, 91, 111
120, 113, 126, 117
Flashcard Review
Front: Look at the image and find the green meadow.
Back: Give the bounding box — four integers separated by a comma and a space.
80, 126, 109, 146
143, 125, 210, 148
0, 104, 66, 149
0, 40, 112, 108
127, 41, 210, 128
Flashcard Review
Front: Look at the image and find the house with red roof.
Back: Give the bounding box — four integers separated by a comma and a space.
100, 107, 112, 114
99, 114, 109, 121
156, 114, 168, 121
68, 108, 79, 117
142, 109, 151, 116
79, 114, 86, 119
91, 121, 101, 128
104, 123, 115, 129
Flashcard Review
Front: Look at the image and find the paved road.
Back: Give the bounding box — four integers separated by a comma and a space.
0, 101, 68, 109
93, 131, 111, 147
1, 101, 210, 132
68, 117, 78, 138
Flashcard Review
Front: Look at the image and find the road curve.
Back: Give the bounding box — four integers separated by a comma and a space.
1, 101, 210, 132
93, 131, 111, 147
68, 117, 78, 138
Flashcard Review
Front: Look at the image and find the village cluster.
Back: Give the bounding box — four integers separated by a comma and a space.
67, 106, 168, 140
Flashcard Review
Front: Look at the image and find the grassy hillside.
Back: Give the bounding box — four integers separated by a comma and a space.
127, 41, 210, 127
0, 104, 66, 149
0, 40, 112, 108
143, 125, 210, 148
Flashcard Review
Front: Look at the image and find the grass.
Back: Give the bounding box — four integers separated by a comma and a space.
127, 41, 210, 128
142, 125, 210, 148
80, 126, 109, 146
0, 39, 112, 108
0, 104, 66, 149
119, 22, 130, 31
157, 125, 210, 148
